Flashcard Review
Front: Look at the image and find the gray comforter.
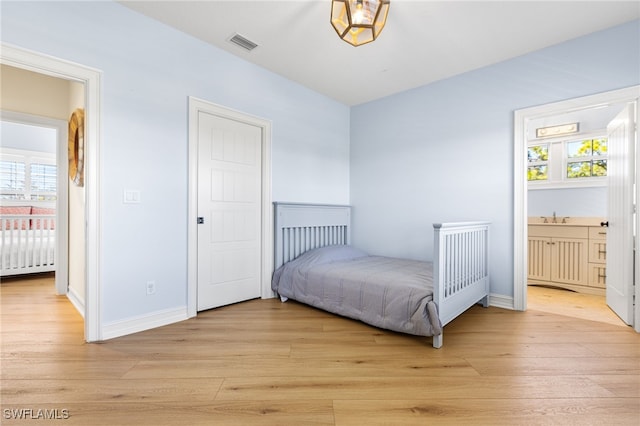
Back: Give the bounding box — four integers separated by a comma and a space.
272, 245, 442, 337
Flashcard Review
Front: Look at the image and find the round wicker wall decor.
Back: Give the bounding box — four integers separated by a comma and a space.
68, 108, 85, 187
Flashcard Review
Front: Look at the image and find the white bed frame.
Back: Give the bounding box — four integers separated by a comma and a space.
1, 213, 56, 276
273, 202, 490, 348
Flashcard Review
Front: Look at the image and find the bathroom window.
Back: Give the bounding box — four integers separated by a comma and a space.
528, 134, 607, 189
527, 144, 549, 181
566, 138, 607, 179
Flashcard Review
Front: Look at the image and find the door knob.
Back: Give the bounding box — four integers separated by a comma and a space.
600, 221, 609, 227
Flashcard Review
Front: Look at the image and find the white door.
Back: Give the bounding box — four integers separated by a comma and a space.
197, 111, 262, 311
605, 103, 635, 325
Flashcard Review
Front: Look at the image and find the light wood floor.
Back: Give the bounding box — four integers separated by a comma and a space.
528, 284, 628, 328
1, 274, 639, 425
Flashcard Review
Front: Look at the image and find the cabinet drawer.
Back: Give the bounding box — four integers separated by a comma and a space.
528, 225, 588, 239
588, 239, 606, 263
589, 227, 607, 240
588, 263, 606, 288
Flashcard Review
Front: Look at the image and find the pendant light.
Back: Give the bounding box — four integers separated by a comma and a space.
331, 0, 390, 46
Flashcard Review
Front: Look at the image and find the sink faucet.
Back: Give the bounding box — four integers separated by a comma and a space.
552, 211, 556, 223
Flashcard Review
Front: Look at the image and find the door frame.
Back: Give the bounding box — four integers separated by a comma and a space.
513, 85, 640, 332
1, 43, 103, 341
1, 110, 69, 296
187, 97, 273, 317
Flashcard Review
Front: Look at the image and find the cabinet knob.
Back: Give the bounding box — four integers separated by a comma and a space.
600, 221, 609, 227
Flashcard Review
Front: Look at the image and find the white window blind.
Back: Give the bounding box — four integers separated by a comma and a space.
0, 160, 26, 197
0, 149, 56, 200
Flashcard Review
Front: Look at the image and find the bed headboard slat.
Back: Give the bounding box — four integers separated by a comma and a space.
274, 203, 351, 269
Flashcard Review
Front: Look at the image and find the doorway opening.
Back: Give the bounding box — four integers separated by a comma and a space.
1, 44, 102, 341
514, 86, 640, 331
0, 112, 68, 296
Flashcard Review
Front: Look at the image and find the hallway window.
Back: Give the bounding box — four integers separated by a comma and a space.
30, 163, 57, 197
0, 159, 26, 197
0, 149, 56, 200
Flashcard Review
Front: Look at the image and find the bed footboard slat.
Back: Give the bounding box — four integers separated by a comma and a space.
433, 222, 490, 327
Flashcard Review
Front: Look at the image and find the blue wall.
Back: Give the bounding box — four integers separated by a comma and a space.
1, 1, 351, 325
350, 20, 640, 299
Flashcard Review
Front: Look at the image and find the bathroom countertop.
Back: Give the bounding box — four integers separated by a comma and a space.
528, 217, 605, 227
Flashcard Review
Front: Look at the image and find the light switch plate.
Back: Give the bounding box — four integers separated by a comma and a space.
123, 189, 141, 204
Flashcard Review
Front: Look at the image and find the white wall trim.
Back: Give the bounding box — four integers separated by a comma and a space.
66, 286, 85, 318
513, 86, 640, 328
102, 307, 189, 341
187, 97, 273, 318
1, 43, 103, 342
635, 102, 640, 334
489, 293, 514, 310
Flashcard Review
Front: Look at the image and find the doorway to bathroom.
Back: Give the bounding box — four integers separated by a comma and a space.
514, 86, 639, 330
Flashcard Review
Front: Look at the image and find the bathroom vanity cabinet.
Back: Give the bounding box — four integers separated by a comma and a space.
527, 221, 606, 295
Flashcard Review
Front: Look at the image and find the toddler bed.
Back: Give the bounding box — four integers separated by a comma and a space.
1, 206, 56, 276
271, 202, 490, 348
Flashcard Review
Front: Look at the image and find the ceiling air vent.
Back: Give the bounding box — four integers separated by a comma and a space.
228, 33, 258, 52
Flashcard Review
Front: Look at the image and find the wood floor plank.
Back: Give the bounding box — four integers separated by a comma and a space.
1, 378, 224, 404
1, 359, 140, 380
216, 376, 615, 401
333, 398, 640, 426
372, 339, 600, 358
465, 356, 640, 376
579, 342, 640, 357
122, 356, 479, 379
94, 340, 292, 359
587, 374, 640, 398
438, 328, 640, 346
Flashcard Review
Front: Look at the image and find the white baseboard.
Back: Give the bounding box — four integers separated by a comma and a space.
66, 287, 85, 318
102, 307, 189, 340
488, 293, 514, 310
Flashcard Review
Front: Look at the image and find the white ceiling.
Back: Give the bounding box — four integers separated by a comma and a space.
119, 1, 640, 106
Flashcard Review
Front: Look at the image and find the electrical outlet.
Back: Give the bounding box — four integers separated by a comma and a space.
146, 281, 156, 295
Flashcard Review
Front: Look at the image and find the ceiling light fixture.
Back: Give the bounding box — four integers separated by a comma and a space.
331, 0, 390, 47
